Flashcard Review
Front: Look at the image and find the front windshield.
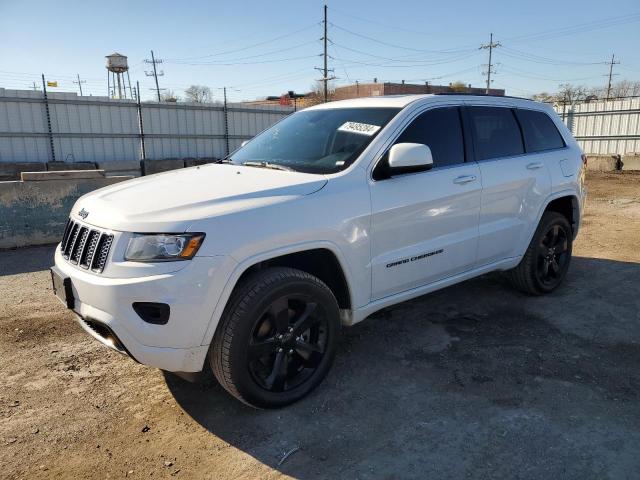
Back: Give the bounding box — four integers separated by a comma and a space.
230, 107, 400, 174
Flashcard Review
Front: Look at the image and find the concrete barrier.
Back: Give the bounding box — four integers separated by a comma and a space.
47, 161, 97, 171
621, 154, 640, 171
21, 170, 105, 181
0, 162, 46, 181
0, 175, 132, 249
97, 160, 141, 177
185, 157, 217, 167
141, 158, 185, 176
585, 155, 619, 172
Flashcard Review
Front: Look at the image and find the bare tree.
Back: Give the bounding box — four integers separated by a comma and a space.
184, 85, 212, 103
161, 89, 179, 102
449, 81, 468, 92
305, 80, 336, 105
556, 83, 589, 104
531, 92, 556, 103
608, 80, 640, 98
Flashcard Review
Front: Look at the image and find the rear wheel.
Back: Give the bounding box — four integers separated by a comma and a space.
508, 212, 573, 295
210, 267, 340, 408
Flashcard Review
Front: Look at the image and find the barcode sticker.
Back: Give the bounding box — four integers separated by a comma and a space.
337, 121, 381, 136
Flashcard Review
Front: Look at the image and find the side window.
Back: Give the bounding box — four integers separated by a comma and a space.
515, 109, 565, 152
467, 106, 524, 161
395, 107, 465, 167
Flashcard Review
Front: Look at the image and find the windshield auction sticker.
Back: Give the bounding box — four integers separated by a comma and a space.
337, 122, 381, 136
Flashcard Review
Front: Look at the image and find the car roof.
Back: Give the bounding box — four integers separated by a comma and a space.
305, 93, 541, 111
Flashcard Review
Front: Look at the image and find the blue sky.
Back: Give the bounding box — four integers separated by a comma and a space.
1, 0, 639, 101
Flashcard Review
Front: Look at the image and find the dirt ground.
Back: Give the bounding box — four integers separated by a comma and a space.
1, 172, 639, 479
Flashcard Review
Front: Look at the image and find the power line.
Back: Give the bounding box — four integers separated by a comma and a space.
480, 33, 501, 93
330, 6, 479, 41
165, 23, 320, 62
500, 46, 605, 66
144, 50, 164, 102
166, 55, 319, 67
606, 53, 621, 100
166, 40, 319, 65
500, 64, 606, 82
330, 22, 477, 55
504, 12, 640, 44
331, 51, 478, 69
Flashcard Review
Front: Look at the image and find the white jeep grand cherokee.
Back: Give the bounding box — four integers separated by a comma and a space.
52, 94, 586, 408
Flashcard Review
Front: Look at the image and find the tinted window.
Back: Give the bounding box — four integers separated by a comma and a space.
468, 106, 524, 160
395, 107, 465, 167
516, 109, 565, 152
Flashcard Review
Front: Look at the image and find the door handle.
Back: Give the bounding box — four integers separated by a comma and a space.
527, 162, 544, 170
453, 175, 477, 185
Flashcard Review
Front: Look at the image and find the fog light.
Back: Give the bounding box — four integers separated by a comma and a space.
132, 302, 170, 325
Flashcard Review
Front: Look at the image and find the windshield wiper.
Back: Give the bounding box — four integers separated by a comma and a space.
215, 157, 233, 164
242, 161, 295, 172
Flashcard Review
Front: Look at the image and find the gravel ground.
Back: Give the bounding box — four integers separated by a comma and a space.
1, 172, 639, 479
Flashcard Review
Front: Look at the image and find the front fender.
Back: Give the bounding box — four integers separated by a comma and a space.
198, 240, 356, 347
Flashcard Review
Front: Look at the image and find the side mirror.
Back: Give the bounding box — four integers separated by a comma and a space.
388, 143, 433, 173
241, 140, 250, 147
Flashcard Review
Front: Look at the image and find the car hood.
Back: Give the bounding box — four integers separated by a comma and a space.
71, 164, 327, 232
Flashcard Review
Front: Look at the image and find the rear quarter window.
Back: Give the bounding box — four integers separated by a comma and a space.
515, 109, 565, 152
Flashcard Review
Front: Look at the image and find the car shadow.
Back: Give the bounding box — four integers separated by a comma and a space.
165, 255, 640, 478
0, 244, 57, 276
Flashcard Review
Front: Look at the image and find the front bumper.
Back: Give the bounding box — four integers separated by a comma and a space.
54, 245, 236, 372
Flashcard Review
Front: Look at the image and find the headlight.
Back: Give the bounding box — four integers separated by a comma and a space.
125, 233, 205, 262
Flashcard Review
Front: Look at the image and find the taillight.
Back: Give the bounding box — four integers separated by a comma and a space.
581, 154, 588, 166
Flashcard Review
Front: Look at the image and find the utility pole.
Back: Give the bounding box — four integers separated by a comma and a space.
223, 87, 229, 156
41, 74, 56, 162
323, 4, 328, 102
314, 5, 335, 103
144, 50, 164, 102
73, 73, 86, 96
605, 53, 620, 100
480, 33, 501, 94
32, 82, 38, 91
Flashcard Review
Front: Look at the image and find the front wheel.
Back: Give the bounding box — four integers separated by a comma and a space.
210, 267, 341, 408
508, 211, 573, 295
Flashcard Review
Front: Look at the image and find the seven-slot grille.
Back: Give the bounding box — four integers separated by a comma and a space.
60, 218, 114, 273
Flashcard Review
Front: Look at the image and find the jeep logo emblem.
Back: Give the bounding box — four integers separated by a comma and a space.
78, 208, 89, 219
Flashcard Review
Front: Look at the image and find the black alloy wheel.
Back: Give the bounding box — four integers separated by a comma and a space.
248, 294, 328, 393
211, 267, 341, 408
536, 223, 570, 289
508, 211, 573, 295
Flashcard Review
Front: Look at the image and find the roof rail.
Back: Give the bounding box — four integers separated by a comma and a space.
434, 92, 534, 101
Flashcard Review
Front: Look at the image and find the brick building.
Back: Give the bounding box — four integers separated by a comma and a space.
332, 81, 504, 100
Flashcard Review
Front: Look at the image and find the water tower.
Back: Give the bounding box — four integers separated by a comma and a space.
106, 52, 133, 99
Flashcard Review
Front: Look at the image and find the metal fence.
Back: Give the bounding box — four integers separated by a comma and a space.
3, 87, 638, 162
553, 97, 640, 155
0, 88, 293, 164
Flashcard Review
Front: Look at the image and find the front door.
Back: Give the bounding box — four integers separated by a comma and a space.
369, 106, 482, 300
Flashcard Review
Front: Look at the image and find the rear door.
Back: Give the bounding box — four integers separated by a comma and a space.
369, 105, 481, 300
466, 104, 552, 265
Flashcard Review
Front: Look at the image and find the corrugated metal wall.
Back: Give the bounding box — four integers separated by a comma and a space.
0, 88, 293, 163
554, 97, 640, 155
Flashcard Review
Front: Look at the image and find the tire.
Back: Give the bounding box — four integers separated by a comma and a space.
210, 267, 341, 408
508, 211, 573, 295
